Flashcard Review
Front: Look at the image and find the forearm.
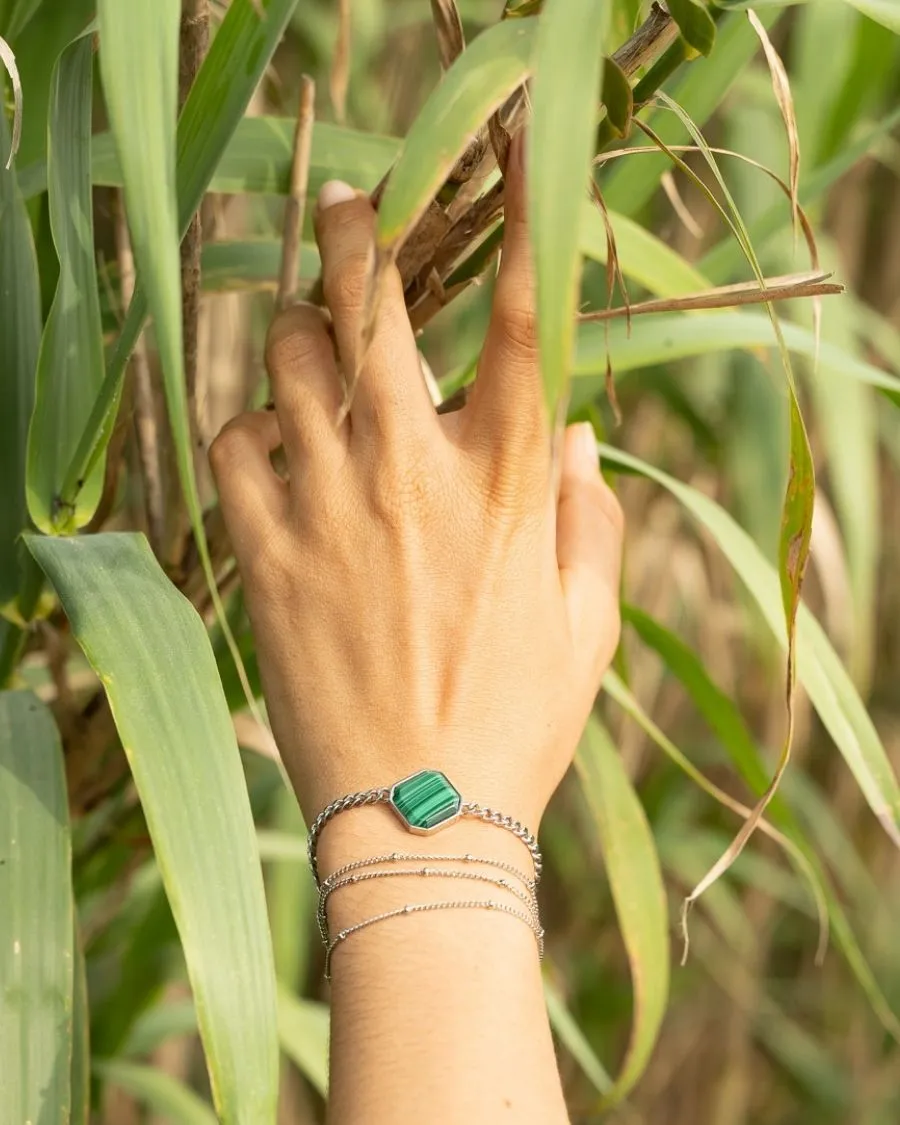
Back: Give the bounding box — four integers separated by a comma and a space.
319, 808, 570, 1125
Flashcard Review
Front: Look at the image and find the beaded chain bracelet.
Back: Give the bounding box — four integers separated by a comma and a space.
306, 771, 546, 978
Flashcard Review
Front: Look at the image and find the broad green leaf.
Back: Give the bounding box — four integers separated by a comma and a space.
601, 56, 632, 137
57, 0, 301, 519
0, 100, 40, 610
0, 0, 42, 41
580, 201, 711, 298
666, 0, 716, 57
0, 691, 72, 1125
845, 0, 900, 32
277, 986, 330, 1098
544, 978, 613, 1096
71, 928, 89, 1125
201, 240, 320, 293
575, 717, 669, 1103
267, 791, 316, 993
123, 999, 198, 1058
572, 312, 900, 405
94, 1061, 218, 1125
529, 0, 605, 411
19, 118, 401, 202
603, 10, 781, 217
24, 31, 104, 534
27, 532, 279, 1125
377, 18, 536, 248
598, 445, 900, 849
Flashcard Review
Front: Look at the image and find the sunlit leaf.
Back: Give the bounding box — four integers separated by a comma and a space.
277, 985, 330, 1098
529, 0, 606, 411
0, 691, 72, 1125
25, 30, 104, 534
94, 1061, 218, 1125
0, 100, 40, 610
575, 716, 669, 1102
666, 0, 716, 57
56, 0, 301, 520
377, 18, 536, 249
27, 532, 279, 1125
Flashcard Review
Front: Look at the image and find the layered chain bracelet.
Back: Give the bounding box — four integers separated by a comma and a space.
306, 770, 545, 978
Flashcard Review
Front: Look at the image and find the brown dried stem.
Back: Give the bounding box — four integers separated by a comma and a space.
277, 75, 317, 312
116, 195, 165, 555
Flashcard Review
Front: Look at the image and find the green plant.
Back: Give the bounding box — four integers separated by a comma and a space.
2, 1, 900, 1122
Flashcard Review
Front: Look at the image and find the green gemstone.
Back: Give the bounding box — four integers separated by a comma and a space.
390, 770, 461, 831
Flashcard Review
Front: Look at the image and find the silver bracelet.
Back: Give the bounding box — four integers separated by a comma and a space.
307, 769, 542, 885
324, 898, 546, 980
317, 864, 541, 946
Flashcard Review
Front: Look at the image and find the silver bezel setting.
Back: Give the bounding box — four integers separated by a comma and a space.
388, 768, 462, 835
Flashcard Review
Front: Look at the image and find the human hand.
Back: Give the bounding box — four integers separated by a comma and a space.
209, 132, 623, 835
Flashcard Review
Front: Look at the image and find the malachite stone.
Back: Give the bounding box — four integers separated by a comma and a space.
390, 770, 462, 831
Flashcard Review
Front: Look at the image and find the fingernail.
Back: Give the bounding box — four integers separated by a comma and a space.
318, 180, 356, 211
573, 422, 599, 475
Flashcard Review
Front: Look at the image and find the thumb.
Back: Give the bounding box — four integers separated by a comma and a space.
557, 423, 624, 665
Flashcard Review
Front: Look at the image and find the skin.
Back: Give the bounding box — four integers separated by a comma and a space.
210, 132, 624, 1125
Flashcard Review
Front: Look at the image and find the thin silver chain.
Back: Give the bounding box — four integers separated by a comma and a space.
317, 865, 540, 946
307, 787, 542, 885
321, 851, 536, 894
324, 898, 545, 979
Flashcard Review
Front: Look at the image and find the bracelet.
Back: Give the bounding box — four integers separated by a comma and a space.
324, 898, 545, 980
317, 863, 541, 946
307, 769, 542, 885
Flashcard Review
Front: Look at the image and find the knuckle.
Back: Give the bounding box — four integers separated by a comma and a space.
208, 420, 249, 476
265, 309, 328, 377
582, 476, 625, 540
324, 248, 371, 312
495, 296, 538, 360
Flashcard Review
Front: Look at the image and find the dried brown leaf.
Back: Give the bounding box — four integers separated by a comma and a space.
748, 8, 800, 237
0, 34, 22, 169
430, 0, 465, 70
660, 170, 704, 239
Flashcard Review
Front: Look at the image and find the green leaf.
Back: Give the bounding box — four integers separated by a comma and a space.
572, 312, 900, 406
0, 691, 73, 1125
57, 0, 301, 519
598, 445, 900, 848
123, 1000, 198, 1058
529, 0, 605, 411
377, 18, 536, 248
575, 717, 669, 1103
277, 986, 330, 1098
24, 30, 104, 534
543, 978, 613, 1096
27, 532, 279, 1125
0, 101, 40, 610
601, 56, 632, 137
71, 927, 90, 1125
0, 0, 42, 41
579, 201, 711, 298
267, 790, 316, 993
666, 0, 716, 57
94, 1061, 218, 1125
603, 10, 780, 217
844, 0, 900, 32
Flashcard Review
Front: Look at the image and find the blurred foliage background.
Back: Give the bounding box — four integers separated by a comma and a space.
2, 1, 900, 1123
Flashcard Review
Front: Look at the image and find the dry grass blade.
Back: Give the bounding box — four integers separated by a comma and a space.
747, 8, 799, 236
276, 75, 316, 312
330, 0, 351, 124
661, 170, 704, 238
0, 34, 22, 169
588, 179, 629, 424
579, 272, 843, 321
430, 0, 465, 70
